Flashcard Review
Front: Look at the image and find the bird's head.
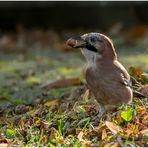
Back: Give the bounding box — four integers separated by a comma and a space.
67, 33, 117, 67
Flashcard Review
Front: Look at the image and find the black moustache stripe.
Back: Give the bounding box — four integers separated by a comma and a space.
85, 44, 98, 52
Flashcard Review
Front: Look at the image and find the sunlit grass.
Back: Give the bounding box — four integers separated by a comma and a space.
0, 48, 147, 107
120, 54, 148, 72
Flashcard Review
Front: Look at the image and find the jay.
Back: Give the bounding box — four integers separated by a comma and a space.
67, 33, 133, 117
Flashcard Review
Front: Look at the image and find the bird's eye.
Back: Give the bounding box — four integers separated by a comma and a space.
90, 36, 98, 43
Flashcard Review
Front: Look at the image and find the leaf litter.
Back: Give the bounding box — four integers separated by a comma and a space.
0, 43, 148, 146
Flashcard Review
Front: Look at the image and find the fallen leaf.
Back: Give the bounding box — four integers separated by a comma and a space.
44, 100, 59, 107
19, 118, 25, 130
124, 123, 139, 136
103, 142, 120, 147
105, 121, 123, 134
138, 85, 148, 98
136, 106, 147, 115
34, 117, 42, 127
77, 131, 84, 142
41, 77, 82, 89
140, 129, 148, 136
129, 67, 143, 80
121, 108, 135, 122
101, 129, 107, 140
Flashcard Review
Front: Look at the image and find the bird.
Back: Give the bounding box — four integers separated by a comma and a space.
66, 33, 133, 117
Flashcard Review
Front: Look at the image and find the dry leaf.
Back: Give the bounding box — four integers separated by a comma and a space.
105, 121, 123, 134
129, 67, 143, 80
41, 78, 82, 89
82, 89, 90, 102
138, 85, 148, 98
101, 129, 107, 140
140, 129, 148, 136
19, 119, 25, 130
124, 123, 139, 136
136, 106, 147, 115
103, 142, 120, 147
34, 117, 42, 127
77, 131, 85, 142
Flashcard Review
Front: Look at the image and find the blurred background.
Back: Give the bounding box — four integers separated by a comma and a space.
0, 1, 148, 50
0, 1, 148, 106
0, 1, 148, 30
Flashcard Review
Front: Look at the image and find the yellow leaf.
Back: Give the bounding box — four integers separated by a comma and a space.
44, 100, 58, 107
133, 124, 139, 135
19, 119, 25, 130
102, 129, 107, 140
35, 117, 42, 127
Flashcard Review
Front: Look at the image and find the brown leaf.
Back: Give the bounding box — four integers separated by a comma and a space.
142, 114, 148, 124
138, 85, 148, 98
136, 106, 147, 115
129, 67, 143, 80
103, 142, 121, 147
41, 77, 82, 89
105, 121, 123, 134
140, 129, 148, 136
124, 123, 139, 136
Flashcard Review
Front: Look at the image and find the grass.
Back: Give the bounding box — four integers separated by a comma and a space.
0, 47, 147, 147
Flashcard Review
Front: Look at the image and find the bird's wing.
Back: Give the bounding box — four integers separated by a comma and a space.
114, 60, 132, 87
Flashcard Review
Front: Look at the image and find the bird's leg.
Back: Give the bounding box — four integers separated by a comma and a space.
91, 103, 105, 125
104, 105, 119, 120
111, 110, 121, 118
97, 103, 105, 118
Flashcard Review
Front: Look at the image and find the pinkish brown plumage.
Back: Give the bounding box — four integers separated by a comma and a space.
67, 33, 133, 116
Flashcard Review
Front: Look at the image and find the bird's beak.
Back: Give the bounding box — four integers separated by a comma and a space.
66, 36, 86, 48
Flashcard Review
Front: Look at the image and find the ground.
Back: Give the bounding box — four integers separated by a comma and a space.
0, 36, 148, 146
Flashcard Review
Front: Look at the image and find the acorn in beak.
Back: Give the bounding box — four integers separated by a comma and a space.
66, 36, 87, 48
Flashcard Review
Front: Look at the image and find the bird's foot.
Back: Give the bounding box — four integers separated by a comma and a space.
91, 104, 106, 125
112, 110, 121, 117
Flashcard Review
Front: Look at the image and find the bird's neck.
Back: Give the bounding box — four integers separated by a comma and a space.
96, 51, 117, 65
102, 45, 117, 61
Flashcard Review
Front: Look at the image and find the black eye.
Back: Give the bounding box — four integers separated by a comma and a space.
90, 36, 98, 43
